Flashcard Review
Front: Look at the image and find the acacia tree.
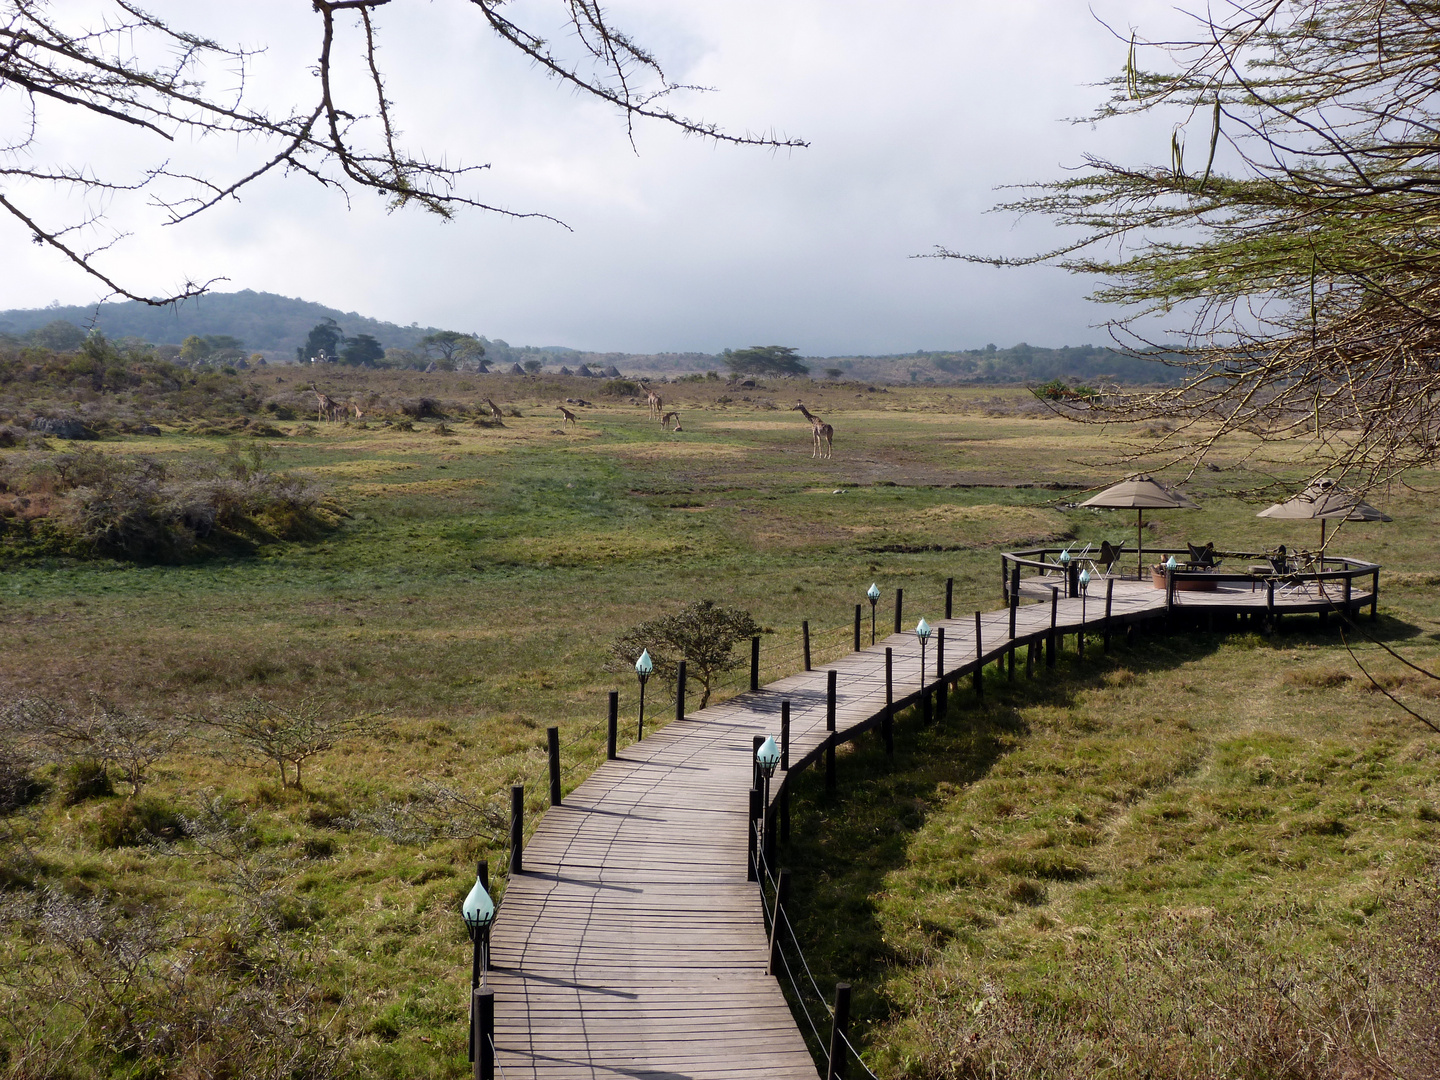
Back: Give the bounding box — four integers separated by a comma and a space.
952, 0, 1440, 491
0, 1, 804, 306
609, 600, 764, 708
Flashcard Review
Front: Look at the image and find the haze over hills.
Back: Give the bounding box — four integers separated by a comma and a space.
0, 290, 1177, 383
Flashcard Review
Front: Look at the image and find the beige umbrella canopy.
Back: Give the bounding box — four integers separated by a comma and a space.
1079, 475, 1201, 577
1257, 478, 1392, 547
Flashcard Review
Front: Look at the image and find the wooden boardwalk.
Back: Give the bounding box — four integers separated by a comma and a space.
486, 570, 1376, 1077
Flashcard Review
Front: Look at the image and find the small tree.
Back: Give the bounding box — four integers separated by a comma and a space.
722, 345, 810, 378
299, 319, 342, 362
340, 333, 384, 366
522, 359, 543, 374
197, 697, 385, 790
609, 600, 764, 708
4, 696, 182, 799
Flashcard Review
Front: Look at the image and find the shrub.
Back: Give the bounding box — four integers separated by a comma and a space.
60, 758, 113, 805
601, 378, 640, 396
609, 599, 764, 708
86, 796, 187, 848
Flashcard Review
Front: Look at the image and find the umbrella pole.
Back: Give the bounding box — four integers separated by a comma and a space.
1137, 509, 1144, 581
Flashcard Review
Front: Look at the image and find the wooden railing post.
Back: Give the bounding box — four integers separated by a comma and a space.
802, 622, 811, 672
1068, 562, 1079, 599
780, 698, 791, 841
946, 576, 954, 620
894, 587, 903, 635
1267, 579, 1276, 628
606, 690, 618, 760
825, 733, 836, 793
936, 626, 947, 718
509, 784, 524, 875
1103, 578, 1114, 653
1371, 568, 1380, 620
767, 868, 791, 976
853, 604, 861, 651
752, 735, 764, 793
970, 611, 982, 699
827, 670, 837, 732
1343, 573, 1352, 615
676, 660, 687, 722
474, 987, 494, 1080
1047, 590, 1058, 669
827, 982, 852, 1080
1001, 555, 1009, 605
747, 785, 762, 881
1009, 566, 1020, 639
547, 726, 561, 807
750, 637, 760, 691
883, 647, 894, 756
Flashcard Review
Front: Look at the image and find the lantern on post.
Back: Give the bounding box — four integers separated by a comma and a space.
915, 618, 932, 688
866, 583, 881, 644
461, 863, 496, 1067
634, 649, 653, 740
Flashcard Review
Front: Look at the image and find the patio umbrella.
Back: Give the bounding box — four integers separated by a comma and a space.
1079, 475, 1201, 578
1256, 478, 1391, 547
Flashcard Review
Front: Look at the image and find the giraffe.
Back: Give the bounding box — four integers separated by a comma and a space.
484, 398, 507, 426
309, 383, 340, 422
558, 405, 579, 425
347, 400, 365, 421
661, 411, 682, 432
645, 387, 663, 419
791, 402, 834, 459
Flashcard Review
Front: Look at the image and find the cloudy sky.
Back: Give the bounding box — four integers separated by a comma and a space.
0, 1, 1194, 354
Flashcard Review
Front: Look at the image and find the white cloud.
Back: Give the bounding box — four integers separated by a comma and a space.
0, 1, 1192, 353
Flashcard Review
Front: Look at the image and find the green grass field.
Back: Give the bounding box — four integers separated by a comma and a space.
1, 370, 1436, 1079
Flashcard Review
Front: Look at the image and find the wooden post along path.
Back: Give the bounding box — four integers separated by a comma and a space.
485, 568, 1378, 1076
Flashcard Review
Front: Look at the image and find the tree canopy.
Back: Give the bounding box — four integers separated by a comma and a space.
419, 331, 486, 369
0, 3, 804, 306
609, 600, 764, 709
952, 0, 1440, 489
723, 346, 811, 377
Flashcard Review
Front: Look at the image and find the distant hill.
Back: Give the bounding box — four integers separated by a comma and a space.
0, 290, 450, 356
0, 290, 1178, 383
811, 343, 1179, 386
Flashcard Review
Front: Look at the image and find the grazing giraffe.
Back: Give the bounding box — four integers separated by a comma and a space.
558, 405, 579, 425
791, 402, 834, 459
661, 411, 682, 432
645, 387, 663, 419
308, 383, 340, 422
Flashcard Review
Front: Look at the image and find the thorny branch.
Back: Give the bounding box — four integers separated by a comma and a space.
0, 0, 805, 305
950, 1, 1440, 492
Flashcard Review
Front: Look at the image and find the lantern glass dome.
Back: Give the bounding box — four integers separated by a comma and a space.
915, 618, 931, 642
1166, 555, 1178, 570
866, 583, 880, 602
756, 735, 780, 777
462, 873, 495, 938
1079, 569, 1090, 588
635, 649, 654, 677
1058, 549, 1071, 565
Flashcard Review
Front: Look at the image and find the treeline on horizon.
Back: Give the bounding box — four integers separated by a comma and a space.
0, 290, 1177, 384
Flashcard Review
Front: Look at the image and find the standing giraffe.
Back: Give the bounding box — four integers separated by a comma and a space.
558, 406, 579, 425
645, 387, 663, 419
483, 398, 506, 426
308, 383, 340, 422
791, 402, 834, 459
347, 400, 365, 421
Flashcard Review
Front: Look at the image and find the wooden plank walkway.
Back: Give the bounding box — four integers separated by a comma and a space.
486, 572, 1376, 1077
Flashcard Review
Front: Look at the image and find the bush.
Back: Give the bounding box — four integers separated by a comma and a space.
601, 379, 640, 396
86, 796, 187, 848
60, 758, 113, 805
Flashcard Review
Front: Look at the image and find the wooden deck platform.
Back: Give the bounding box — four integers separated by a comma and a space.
486, 569, 1376, 1077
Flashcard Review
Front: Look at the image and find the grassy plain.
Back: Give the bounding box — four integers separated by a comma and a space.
1, 369, 1437, 1078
